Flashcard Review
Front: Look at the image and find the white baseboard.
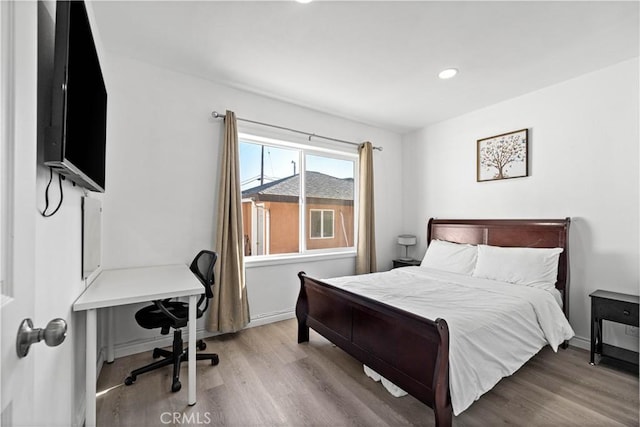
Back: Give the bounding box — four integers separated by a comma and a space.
111, 329, 216, 359
569, 334, 590, 350
103, 310, 591, 364
107, 310, 296, 359
246, 309, 296, 328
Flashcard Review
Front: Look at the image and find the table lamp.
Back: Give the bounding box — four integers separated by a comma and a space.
397, 235, 417, 260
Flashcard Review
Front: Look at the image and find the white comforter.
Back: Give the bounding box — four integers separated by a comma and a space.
323, 267, 575, 415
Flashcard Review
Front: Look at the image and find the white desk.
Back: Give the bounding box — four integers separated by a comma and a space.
73, 264, 203, 427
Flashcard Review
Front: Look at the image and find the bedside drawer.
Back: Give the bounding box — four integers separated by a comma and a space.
594, 298, 639, 326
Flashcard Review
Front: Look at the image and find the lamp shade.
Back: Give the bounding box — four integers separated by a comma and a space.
397, 235, 417, 246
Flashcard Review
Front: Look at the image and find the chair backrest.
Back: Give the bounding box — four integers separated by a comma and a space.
189, 250, 217, 300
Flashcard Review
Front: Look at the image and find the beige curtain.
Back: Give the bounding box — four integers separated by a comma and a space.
207, 110, 250, 333
355, 141, 377, 274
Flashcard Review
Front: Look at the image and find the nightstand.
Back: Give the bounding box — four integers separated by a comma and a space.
392, 259, 421, 269
590, 290, 639, 373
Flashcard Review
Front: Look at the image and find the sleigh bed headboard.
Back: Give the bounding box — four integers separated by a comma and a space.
427, 218, 571, 317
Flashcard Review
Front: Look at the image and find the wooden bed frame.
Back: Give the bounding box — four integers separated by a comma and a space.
296, 218, 570, 427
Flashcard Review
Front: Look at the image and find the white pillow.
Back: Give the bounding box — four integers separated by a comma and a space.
420, 239, 478, 275
472, 244, 563, 290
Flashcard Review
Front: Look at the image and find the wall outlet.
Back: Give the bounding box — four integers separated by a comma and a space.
625, 325, 639, 337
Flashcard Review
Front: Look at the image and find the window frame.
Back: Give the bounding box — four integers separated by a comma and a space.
238, 132, 358, 264
309, 209, 335, 240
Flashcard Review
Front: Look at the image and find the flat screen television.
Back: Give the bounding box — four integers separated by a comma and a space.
45, 0, 107, 193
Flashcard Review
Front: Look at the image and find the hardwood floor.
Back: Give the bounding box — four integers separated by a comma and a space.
96, 319, 639, 426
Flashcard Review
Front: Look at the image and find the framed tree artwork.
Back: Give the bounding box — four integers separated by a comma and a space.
477, 128, 528, 182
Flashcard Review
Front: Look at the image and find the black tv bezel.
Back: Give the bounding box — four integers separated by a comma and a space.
45, 0, 106, 193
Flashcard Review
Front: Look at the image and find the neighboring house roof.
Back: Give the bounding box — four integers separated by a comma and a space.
242, 171, 353, 202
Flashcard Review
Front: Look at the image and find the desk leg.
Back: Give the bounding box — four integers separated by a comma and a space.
106, 306, 115, 363
188, 295, 196, 406
86, 309, 97, 427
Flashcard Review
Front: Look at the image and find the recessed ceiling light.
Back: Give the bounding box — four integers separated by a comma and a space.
295, 0, 313, 3
438, 68, 459, 79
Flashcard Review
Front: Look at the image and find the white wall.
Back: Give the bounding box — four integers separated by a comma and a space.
101, 54, 403, 356
402, 58, 639, 351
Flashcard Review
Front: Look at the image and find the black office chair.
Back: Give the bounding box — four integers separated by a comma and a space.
124, 250, 220, 392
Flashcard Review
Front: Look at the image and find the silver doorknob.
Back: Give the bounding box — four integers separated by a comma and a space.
16, 318, 67, 358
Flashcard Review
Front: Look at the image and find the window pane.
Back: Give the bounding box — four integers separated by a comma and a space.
323, 210, 334, 238
240, 141, 299, 256
305, 155, 354, 250
310, 210, 322, 238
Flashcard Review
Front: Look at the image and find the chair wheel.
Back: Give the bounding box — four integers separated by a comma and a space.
124, 376, 135, 386
172, 381, 181, 392
212, 354, 219, 365
198, 341, 207, 351
152, 349, 161, 359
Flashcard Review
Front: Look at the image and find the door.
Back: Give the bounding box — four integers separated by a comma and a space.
1, 1, 38, 425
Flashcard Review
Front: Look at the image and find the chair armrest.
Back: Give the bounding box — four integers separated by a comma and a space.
153, 300, 185, 323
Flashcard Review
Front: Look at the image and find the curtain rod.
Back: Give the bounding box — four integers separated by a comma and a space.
211, 111, 382, 151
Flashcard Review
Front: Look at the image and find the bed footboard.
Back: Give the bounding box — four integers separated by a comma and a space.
296, 271, 452, 427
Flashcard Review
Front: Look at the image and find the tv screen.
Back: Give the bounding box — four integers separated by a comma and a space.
45, 0, 107, 192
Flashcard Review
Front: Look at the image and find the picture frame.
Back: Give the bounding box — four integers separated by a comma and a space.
477, 128, 528, 182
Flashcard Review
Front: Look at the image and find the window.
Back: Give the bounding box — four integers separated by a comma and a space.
239, 133, 356, 258
310, 209, 334, 239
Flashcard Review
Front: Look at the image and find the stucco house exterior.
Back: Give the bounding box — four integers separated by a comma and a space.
241, 171, 354, 256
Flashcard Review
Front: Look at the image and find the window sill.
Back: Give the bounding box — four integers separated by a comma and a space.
244, 251, 356, 268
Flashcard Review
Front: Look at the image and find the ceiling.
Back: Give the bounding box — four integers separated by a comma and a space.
91, 1, 639, 133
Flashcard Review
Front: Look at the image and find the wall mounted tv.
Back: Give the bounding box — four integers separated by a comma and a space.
45, 0, 107, 193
